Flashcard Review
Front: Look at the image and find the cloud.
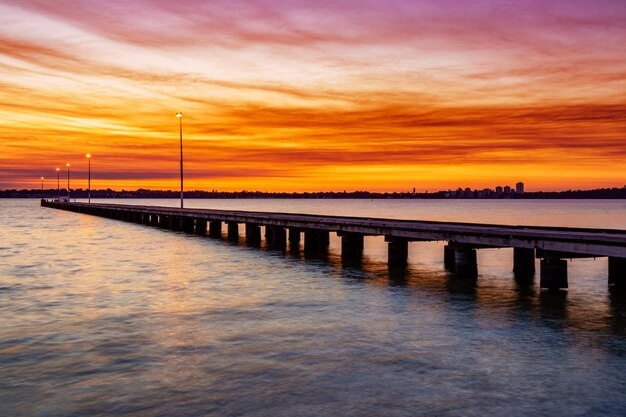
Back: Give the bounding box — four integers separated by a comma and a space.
1, 0, 625, 190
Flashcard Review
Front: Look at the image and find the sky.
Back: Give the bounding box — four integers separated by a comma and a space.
0, 0, 625, 192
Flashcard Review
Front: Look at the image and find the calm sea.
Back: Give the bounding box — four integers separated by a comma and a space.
1, 198, 626, 417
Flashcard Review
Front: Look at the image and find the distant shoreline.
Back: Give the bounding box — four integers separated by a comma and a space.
2, 187, 626, 199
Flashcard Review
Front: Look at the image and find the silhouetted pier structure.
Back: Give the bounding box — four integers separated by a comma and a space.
42, 200, 626, 290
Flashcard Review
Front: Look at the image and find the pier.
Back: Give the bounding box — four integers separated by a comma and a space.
42, 200, 626, 290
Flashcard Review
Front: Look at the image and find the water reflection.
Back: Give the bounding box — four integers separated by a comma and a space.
608, 292, 626, 338
538, 290, 569, 321
445, 273, 478, 295
513, 279, 537, 309
2, 199, 626, 417
513, 269, 535, 286
57, 212, 626, 335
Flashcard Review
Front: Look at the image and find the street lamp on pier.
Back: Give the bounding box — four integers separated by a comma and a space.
176, 112, 184, 209
56, 168, 60, 199
86, 154, 91, 203
66, 163, 70, 200
41, 176, 44, 193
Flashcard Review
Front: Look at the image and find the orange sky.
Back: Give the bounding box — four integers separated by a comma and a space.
1, 0, 625, 192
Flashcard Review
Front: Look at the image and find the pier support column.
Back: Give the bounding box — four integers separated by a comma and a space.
540, 258, 568, 290
264, 226, 274, 246
609, 257, 626, 290
182, 218, 195, 233
275, 227, 287, 248
209, 221, 222, 238
267, 226, 286, 248
150, 214, 160, 226
303, 230, 316, 250
386, 237, 408, 268
319, 231, 330, 247
159, 215, 171, 228
246, 223, 261, 244
227, 222, 239, 240
513, 248, 535, 275
444, 244, 456, 271
341, 233, 364, 259
288, 228, 301, 245
304, 230, 329, 253
454, 246, 478, 277
196, 219, 207, 236
169, 216, 182, 231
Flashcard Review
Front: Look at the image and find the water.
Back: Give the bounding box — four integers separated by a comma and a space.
1, 199, 625, 417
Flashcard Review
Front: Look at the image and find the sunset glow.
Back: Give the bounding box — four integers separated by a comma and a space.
1, 0, 625, 191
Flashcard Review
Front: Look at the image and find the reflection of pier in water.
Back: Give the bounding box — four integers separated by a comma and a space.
42, 201, 626, 291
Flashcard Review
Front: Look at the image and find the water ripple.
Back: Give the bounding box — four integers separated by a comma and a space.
0, 199, 625, 417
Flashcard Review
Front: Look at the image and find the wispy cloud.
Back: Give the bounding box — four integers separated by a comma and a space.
1, 0, 625, 190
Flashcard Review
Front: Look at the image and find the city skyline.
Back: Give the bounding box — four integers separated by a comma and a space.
1, 0, 625, 191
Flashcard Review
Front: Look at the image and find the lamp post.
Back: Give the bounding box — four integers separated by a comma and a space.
86, 154, 91, 203
176, 112, 184, 209
41, 176, 44, 193
56, 168, 60, 199
66, 163, 70, 200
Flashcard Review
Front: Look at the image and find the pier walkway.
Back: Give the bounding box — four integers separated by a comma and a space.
42, 200, 626, 290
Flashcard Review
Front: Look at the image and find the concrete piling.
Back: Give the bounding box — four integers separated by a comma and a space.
182, 218, 195, 233
265, 226, 274, 245
288, 228, 301, 245
267, 226, 287, 248
227, 222, 239, 240
316, 230, 330, 247
159, 215, 171, 228
609, 257, 626, 290
303, 230, 315, 251
209, 221, 222, 237
196, 219, 207, 235
246, 223, 261, 244
387, 237, 408, 268
444, 244, 456, 271
513, 248, 535, 275
169, 216, 182, 231
341, 232, 364, 259
445, 243, 478, 277
304, 230, 330, 253
454, 246, 478, 277
540, 258, 568, 290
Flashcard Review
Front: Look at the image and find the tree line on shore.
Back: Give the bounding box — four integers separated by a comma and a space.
2, 186, 626, 199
